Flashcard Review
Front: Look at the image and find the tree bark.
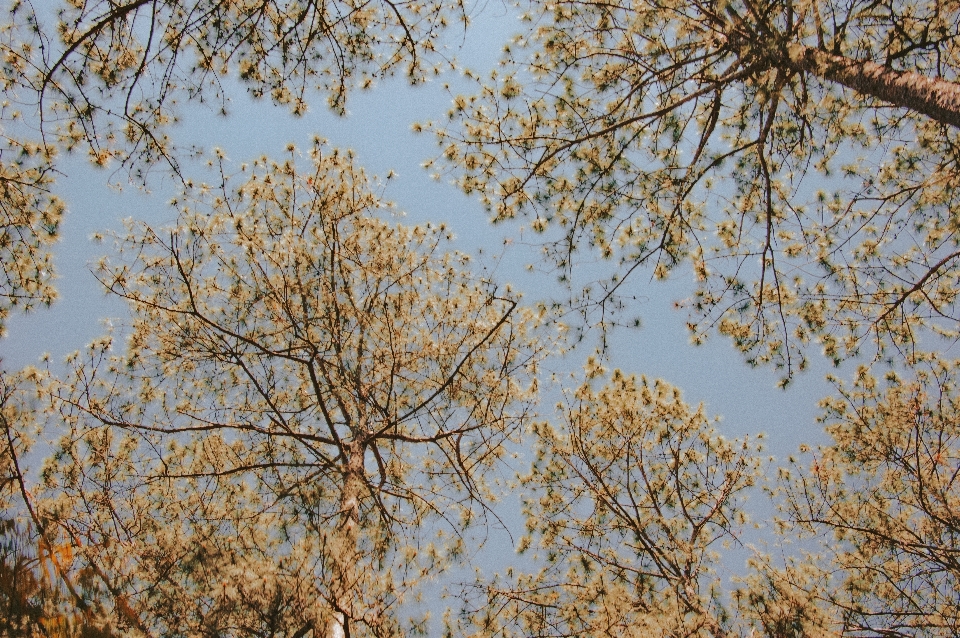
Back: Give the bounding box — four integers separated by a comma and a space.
779, 43, 960, 130
325, 446, 364, 638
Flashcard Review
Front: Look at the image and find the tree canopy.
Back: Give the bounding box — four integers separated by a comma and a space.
2, 0, 960, 636
435, 0, 960, 377
769, 358, 960, 635
455, 369, 763, 637
35, 143, 545, 636
0, 0, 464, 335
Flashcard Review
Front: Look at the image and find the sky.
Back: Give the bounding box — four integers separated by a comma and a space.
2, 0, 849, 597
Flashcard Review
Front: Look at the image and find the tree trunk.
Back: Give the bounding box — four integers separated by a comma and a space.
778, 43, 960, 130
325, 446, 364, 638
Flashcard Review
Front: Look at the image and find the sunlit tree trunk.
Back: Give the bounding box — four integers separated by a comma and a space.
722, 7, 960, 130
780, 43, 960, 129
326, 443, 364, 638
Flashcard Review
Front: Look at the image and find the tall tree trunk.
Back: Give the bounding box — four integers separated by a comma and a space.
777, 43, 960, 129
325, 445, 364, 638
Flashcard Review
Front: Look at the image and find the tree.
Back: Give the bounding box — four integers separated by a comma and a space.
5, 0, 960, 635
0, 0, 466, 326
763, 358, 960, 636
434, 0, 960, 378
0, 17, 63, 335
14, 0, 466, 177
444, 355, 960, 638
0, 364, 114, 638
38, 141, 545, 637
0, 368, 53, 638
452, 366, 763, 637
